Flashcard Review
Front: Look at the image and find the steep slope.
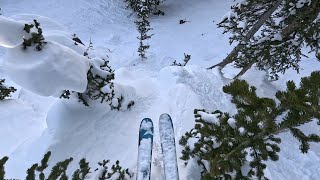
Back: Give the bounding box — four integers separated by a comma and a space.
0, 0, 320, 179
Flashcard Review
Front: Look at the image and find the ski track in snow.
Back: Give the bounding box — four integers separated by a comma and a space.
1, 0, 320, 179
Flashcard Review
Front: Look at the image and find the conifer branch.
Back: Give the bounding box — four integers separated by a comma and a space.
207, 0, 283, 70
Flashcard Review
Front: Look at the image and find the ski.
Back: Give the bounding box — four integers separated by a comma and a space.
159, 114, 179, 180
137, 118, 154, 180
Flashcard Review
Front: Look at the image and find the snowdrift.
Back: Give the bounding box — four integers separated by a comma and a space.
0, 15, 90, 96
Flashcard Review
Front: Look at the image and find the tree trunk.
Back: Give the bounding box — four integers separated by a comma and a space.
207, 0, 283, 70
234, 62, 254, 79
232, 0, 320, 79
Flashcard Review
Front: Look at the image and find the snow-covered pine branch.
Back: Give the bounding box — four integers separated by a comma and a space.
180, 71, 320, 179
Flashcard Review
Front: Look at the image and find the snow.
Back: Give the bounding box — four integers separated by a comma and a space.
3, 40, 90, 96
1, 0, 320, 179
91, 57, 112, 77
227, 118, 237, 129
0, 16, 28, 48
197, 111, 220, 125
272, 33, 283, 41
238, 127, 246, 135
240, 161, 251, 176
266, 146, 273, 152
211, 136, 222, 149
187, 138, 199, 151
296, 0, 311, 8
221, 11, 238, 22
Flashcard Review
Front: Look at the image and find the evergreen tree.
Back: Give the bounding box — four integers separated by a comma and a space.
135, 0, 153, 59
125, 0, 164, 59
0, 79, 16, 100
208, 0, 320, 80
180, 71, 320, 179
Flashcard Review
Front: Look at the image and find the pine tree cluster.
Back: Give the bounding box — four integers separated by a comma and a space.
22, 20, 47, 51
210, 0, 320, 79
180, 71, 320, 179
0, 152, 133, 180
0, 79, 16, 100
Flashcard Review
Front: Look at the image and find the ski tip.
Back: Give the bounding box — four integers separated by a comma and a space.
160, 113, 171, 120
140, 118, 153, 130
141, 118, 153, 124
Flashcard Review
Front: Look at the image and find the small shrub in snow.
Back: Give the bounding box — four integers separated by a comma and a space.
22, 20, 46, 51
0, 151, 133, 180
171, 53, 191, 66
180, 71, 320, 179
0, 79, 16, 100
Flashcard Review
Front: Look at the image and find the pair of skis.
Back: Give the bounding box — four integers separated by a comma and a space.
136, 114, 179, 180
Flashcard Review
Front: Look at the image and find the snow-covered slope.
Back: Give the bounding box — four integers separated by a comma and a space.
1, 0, 320, 179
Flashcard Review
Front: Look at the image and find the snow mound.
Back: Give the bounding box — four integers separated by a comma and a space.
9, 14, 70, 37
3, 41, 90, 96
0, 16, 28, 48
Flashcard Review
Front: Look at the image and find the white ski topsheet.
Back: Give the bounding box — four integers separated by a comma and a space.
137, 119, 153, 180
159, 114, 179, 180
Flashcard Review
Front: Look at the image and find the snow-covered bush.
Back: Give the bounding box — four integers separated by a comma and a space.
180, 71, 320, 179
0, 152, 133, 180
0, 79, 16, 100
22, 19, 46, 51
60, 57, 123, 109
